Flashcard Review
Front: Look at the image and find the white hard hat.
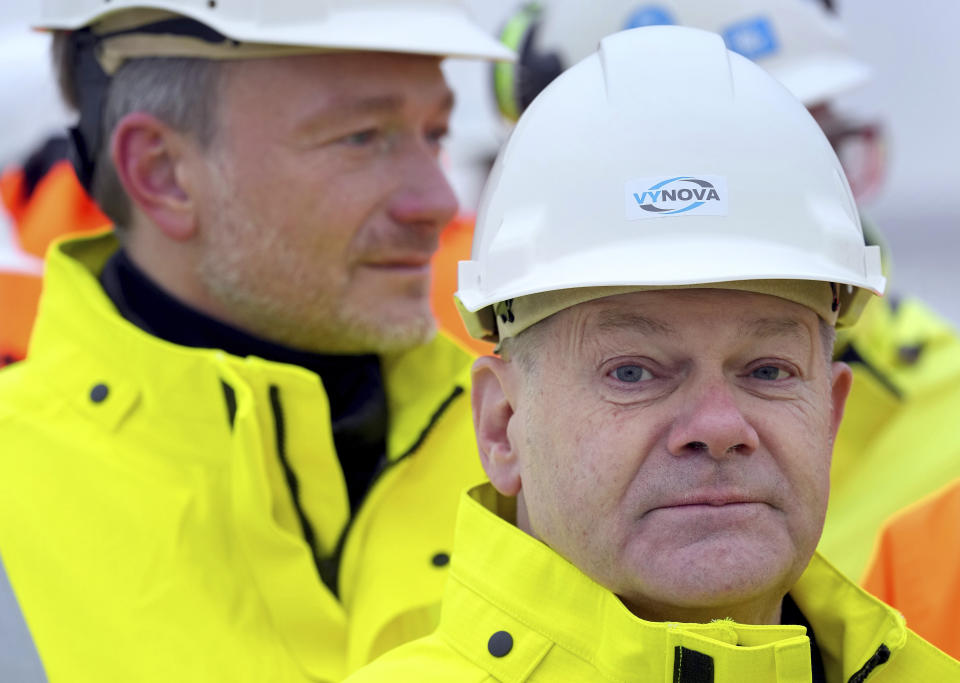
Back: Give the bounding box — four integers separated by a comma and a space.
458, 25, 884, 341
34, 0, 514, 62
38, 0, 513, 193
494, 0, 869, 120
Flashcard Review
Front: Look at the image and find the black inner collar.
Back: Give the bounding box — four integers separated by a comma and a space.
781, 593, 827, 683
99, 248, 386, 513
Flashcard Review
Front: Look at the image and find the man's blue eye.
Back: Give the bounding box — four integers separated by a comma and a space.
614, 365, 650, 383
751, 366, 786, 381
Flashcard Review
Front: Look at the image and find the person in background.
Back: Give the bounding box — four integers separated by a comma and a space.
0, 21, 108, 367
0, 135, 109, 367
0, 1, 512, 681
862, 478, 960, 660
345, 26, 958, 681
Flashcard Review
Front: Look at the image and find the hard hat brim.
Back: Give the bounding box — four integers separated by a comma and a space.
34, 2, 515, 62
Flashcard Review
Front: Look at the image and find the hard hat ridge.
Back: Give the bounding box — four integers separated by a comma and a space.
493, 0, 871, 121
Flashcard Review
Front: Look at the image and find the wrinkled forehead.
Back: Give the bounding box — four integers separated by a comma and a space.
553, 288, 821, 348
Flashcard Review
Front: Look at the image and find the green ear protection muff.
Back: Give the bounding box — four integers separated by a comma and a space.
492, 3, 566, 121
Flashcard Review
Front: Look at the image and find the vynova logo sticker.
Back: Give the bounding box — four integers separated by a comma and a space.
625, 175, 728, 220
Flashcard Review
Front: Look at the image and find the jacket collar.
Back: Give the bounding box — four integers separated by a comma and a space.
30, 232, 478, 681
441, 484, 908, 683
30, 232, 473, 458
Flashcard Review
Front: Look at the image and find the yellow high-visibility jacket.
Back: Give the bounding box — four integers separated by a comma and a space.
0, 233, 485, 682
346, 485, 960, 683
822, 296, 960, 580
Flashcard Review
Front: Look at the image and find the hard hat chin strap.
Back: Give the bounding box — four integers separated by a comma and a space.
67, 28, 110, 193
66, 17, 233, 193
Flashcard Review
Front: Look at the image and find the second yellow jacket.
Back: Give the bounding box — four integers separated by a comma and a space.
0, 233, 485, 682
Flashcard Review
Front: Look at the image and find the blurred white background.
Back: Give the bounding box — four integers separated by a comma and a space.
836, 1, 960, 324
0, 6, 73, 167
1, 1, 957, 323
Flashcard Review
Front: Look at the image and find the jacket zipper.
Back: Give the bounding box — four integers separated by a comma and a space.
847, 644, 891, 683
268, 384, 327, 585
267, 383, 465, 598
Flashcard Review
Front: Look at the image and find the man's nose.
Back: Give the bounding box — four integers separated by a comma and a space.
387, 147, 459, 233
666, 379, 760, 459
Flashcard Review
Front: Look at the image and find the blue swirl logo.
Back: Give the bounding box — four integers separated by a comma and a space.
633, 176, 722, 214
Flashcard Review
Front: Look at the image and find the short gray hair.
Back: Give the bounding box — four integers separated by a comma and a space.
498, 314, 553, 375
52, 32, 223, 228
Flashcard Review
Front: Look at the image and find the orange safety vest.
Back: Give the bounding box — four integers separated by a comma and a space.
862, 479, 960, 660
429, 214, 493, 357
0, 160, 109, 367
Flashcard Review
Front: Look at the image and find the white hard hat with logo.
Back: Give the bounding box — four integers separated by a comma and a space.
457, 25, 884, 343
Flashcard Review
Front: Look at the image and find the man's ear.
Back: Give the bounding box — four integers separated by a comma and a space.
829, 360, 854, 441
110, 112, 198, 241
471, 355, 522, 496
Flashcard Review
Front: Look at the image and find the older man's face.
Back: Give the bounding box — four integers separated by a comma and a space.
189, 51, 458, 353
497, 289, 850, 624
